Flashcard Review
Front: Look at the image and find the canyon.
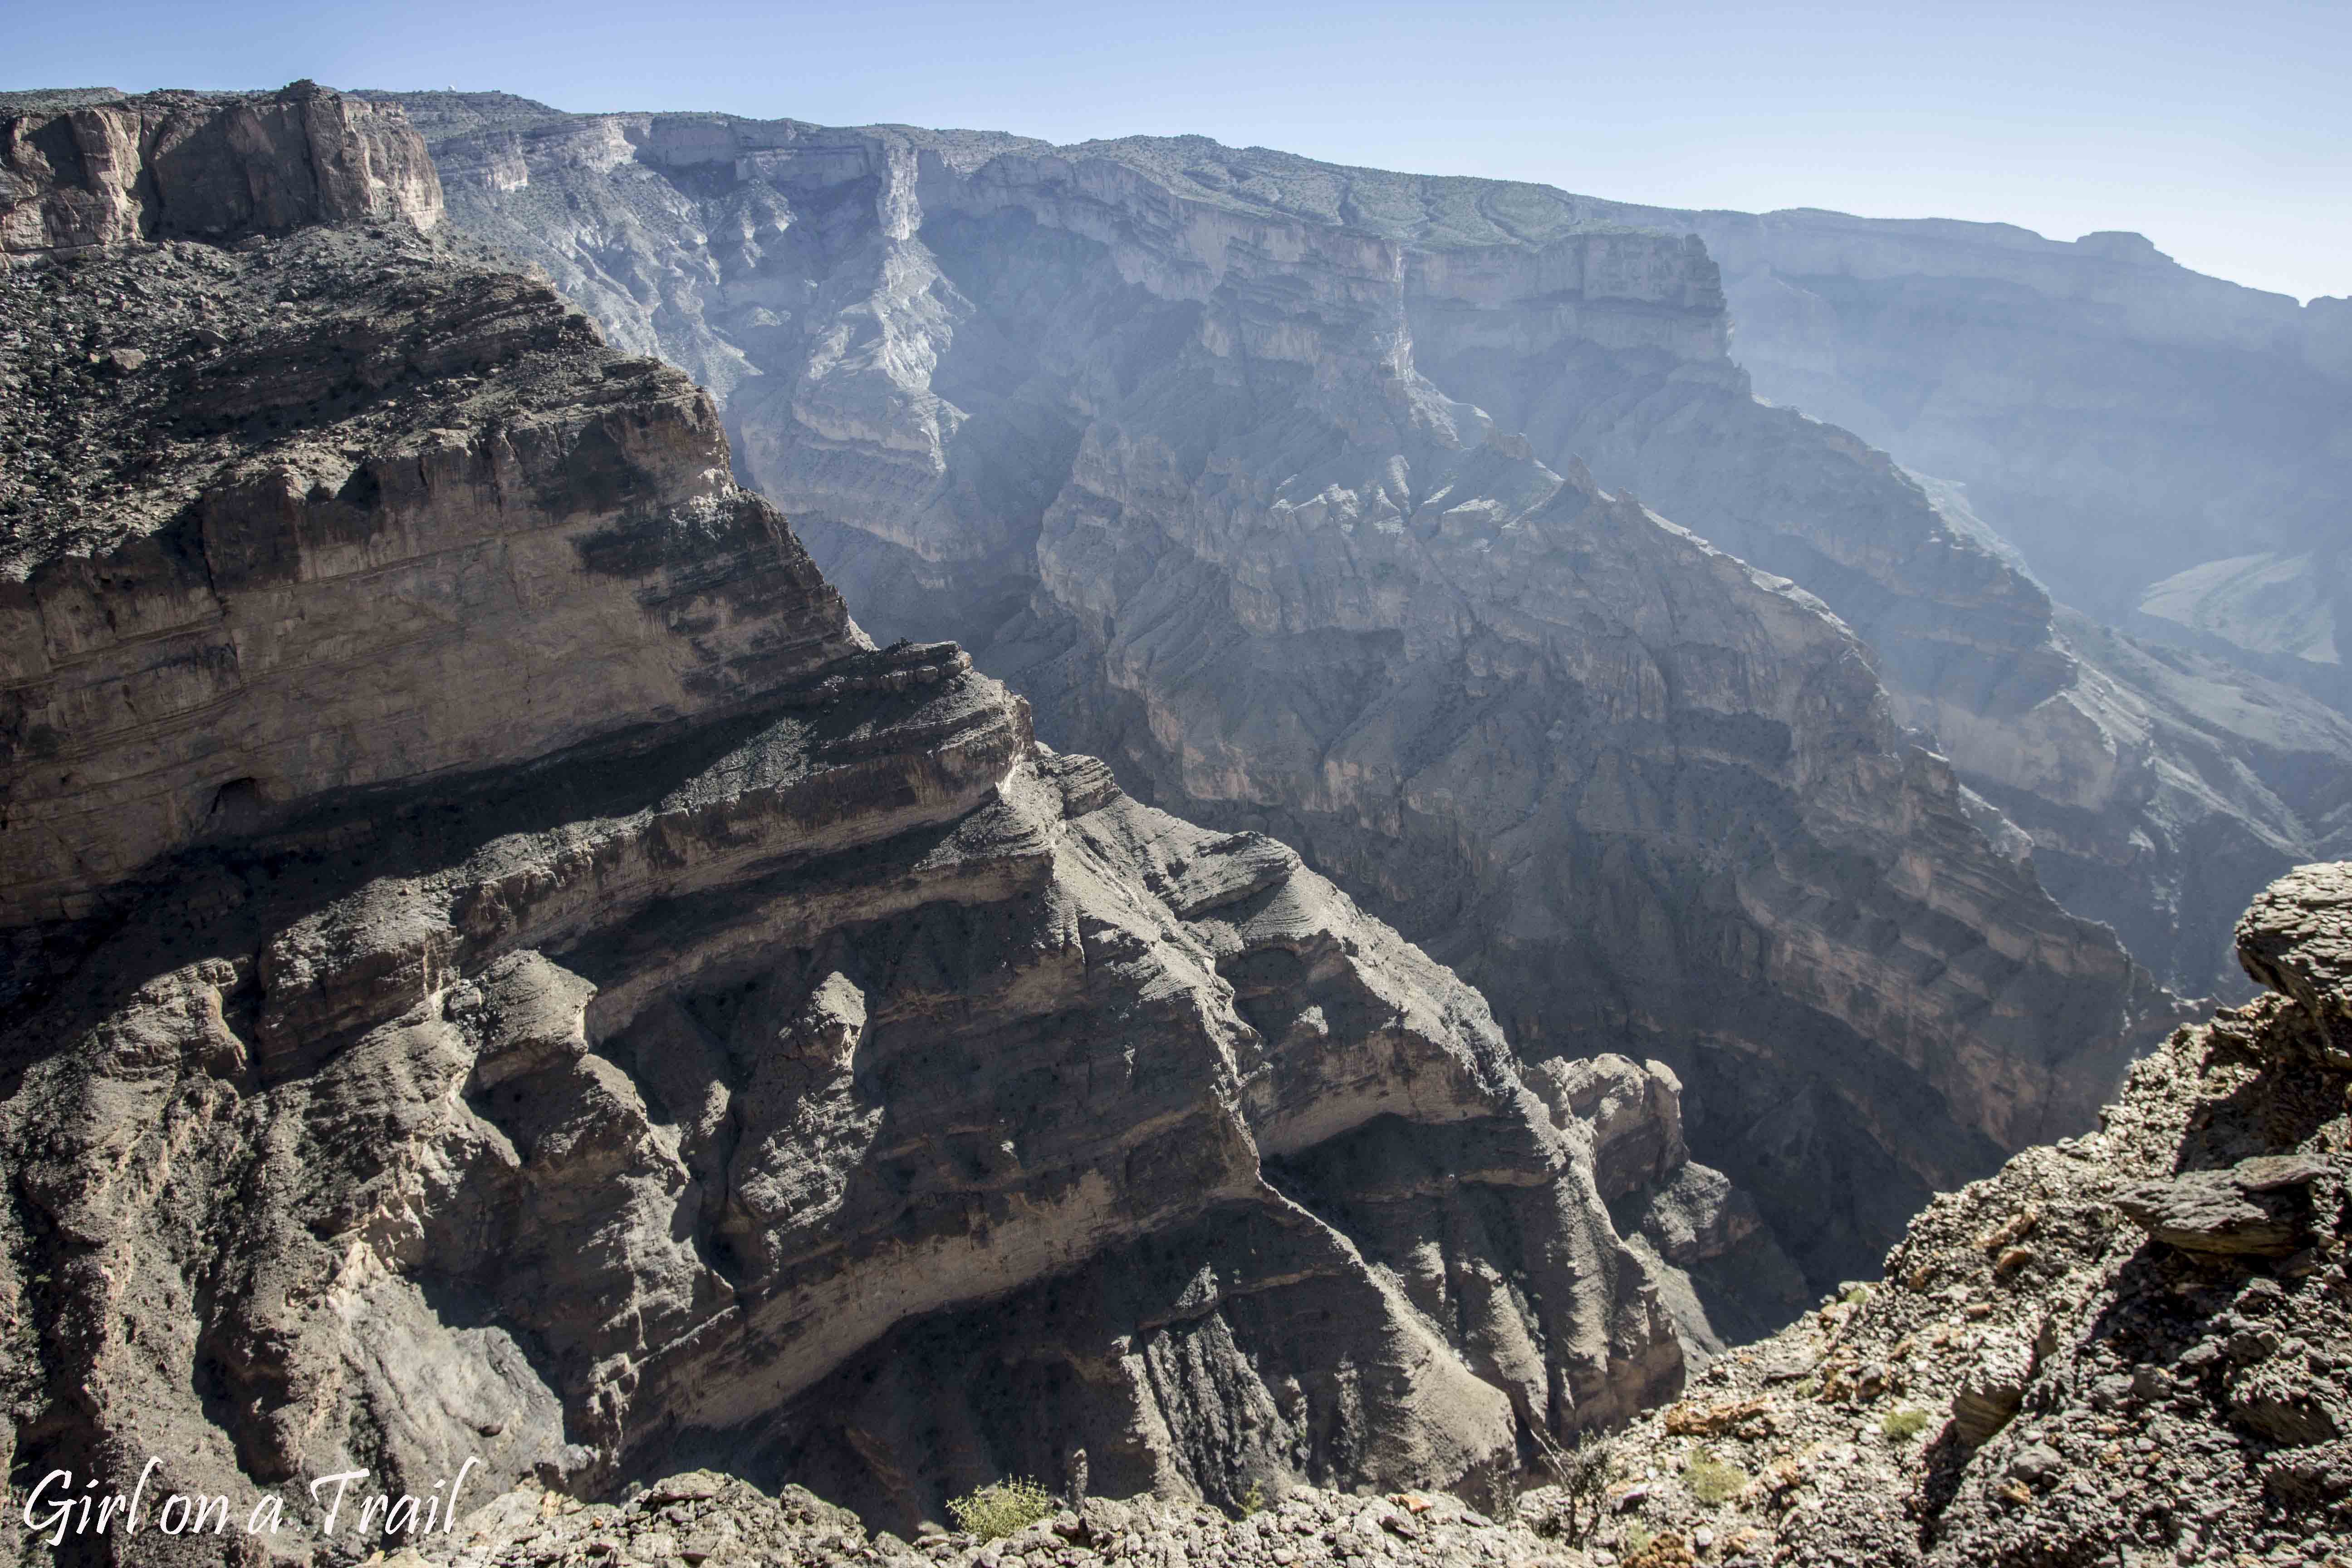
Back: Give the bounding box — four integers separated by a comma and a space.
0, 83, 1772, 1560
375, 95, 2352, 1017
370, 93, 2227, 1297
0, 77, 2340, 1568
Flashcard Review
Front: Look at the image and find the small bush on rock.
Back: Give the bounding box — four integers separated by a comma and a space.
948, 1478, 1057, 1541
1534, 1428, 1618, 1544
1683, 1451, 1748, 1506
1882, 1406, 1931, 1440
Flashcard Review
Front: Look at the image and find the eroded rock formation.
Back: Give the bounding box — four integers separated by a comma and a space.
0, 88, 1699, 1560
1, 80, 439, 258
381, 95, 2189, 1287
1563, 858, 2352, 1565
377, 97, 2352, 1009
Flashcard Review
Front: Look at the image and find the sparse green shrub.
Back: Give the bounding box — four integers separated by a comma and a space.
947, 1478, 1057, 1541
1841, 1284, 1872, 1307
1534, 1428, 1617, 1544
1237, 1480, 1267, 1518
1882, 1406, 1932, 1441
1622, 1522, 1656, 1558
1683, 1450, 1748, 1507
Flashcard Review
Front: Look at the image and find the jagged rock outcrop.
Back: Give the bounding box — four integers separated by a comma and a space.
0, 88, 1700, 1563
380, 94, 2189, 1290
0, 216, 864, 928
376, 96, 2352, 1009
1526, 1057, 1809, 1362
1, 81, 440, 257
1546, 860, 2352, 1565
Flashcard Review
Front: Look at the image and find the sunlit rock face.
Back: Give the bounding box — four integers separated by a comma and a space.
392, 98, 2352, 1010
0, 86, 1701, 1555
391, 95, 2193, 1294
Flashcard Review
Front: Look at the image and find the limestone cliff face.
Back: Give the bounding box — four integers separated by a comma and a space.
385, 96, 2187, 1291
0, 80, 441, 257
385, 99, 2352, 1008
0, 88, 1691, 1556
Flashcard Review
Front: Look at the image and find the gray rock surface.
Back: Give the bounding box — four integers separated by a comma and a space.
1546, 859, 2352, 1565
2113, 1156, 2325, 1256
377, 94, 2194, 1292
2237, 859, 2352, 1060
373, 97, 2352, 1010
2, 80, 440, 257
0, 87, 1705, 1563
416, 1471, 1597, 1568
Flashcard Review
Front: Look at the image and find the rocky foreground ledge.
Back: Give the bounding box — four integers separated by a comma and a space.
1524, 862, 2352, 1567
402, 1472, 1589, 1568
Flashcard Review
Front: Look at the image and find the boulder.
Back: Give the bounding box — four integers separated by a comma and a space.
2113, 1155, 2326, 1257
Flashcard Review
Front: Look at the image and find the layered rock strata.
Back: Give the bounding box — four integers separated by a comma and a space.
1544, 861, 2352, 1566
379, 97, 2352, 1007
421, 861, 2352, 1566
1, 80, 440, 258
385, 95, 2186, 1285
0, 88, 1696, 1561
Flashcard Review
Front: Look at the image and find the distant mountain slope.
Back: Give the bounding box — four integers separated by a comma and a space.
368, 92, 2352, 1007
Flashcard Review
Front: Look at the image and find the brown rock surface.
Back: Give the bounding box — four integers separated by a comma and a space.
417, 1472, 1598, 1568
1, 80, 439, 257
1542, 860, 2352, 1565
0, 87, 1695, 1562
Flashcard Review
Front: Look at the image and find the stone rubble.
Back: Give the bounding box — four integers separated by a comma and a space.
410, 1471, 1595, 1568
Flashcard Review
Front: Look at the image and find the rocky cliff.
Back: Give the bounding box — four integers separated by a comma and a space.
1, 81, 439, 258
1591, 202, 2352, 659
331, 866, 2352, 1568
1556, 858, 2352, 1566
378, 98, 2352, 1010
378, 95, 2193, 1291
0, 88, 1706, 1561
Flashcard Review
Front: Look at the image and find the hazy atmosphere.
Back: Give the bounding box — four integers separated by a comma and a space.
15, 0, 2349, 300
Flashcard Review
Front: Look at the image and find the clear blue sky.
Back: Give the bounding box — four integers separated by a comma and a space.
14, 0, 2347, 301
